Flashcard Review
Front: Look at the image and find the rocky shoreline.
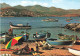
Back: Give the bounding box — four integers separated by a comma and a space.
65, 23, 80, 31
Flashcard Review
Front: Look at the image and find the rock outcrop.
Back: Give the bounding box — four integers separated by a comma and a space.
65, 23, 80, 31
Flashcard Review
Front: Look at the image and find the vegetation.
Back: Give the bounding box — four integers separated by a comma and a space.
0, 3, 80, 17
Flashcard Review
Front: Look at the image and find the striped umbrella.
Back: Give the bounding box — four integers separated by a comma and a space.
5, 36, 22, 49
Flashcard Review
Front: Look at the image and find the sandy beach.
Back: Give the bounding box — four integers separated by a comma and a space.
0, 42, 80, 56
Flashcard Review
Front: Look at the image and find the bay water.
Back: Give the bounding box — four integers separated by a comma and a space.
0, 17, 80, 40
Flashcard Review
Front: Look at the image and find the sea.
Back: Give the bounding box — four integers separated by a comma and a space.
0, 17, 80, 40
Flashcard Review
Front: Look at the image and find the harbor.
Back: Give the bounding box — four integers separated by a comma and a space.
0, 17, 80, 56
1, 0, 80, 55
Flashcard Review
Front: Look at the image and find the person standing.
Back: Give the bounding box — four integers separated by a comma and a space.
8, 28, 13, 36
36, 44, 39, 53
26, 32, 29, 41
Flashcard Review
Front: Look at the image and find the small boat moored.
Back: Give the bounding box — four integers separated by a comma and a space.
33, 32, 51, 41
46, 38, 73, 45
0, 34, 6, 43
75, 40, 80, 45
57, 33, 76, 40
9, 22, 31, 29
66, 18, 72, 21
42, 18, 58, 22
0, 32, 11, 44
68, 48, 80, 55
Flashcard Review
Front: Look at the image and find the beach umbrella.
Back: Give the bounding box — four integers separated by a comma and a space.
5, 36, 23, 49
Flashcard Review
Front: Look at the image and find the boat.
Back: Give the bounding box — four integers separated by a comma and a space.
0, 32, 14, 44
33, 32, 51, 40
9, 22, 31, 29
46, 38, 73, 45
66, 18, 72, 21
0, 32, 8, 43
0, 33, 5, 36
68, 48, 80, 55
0, 35, 12, 44
75, 40, 80, 45
42, 18, 58, 22
0, 34, 6, 43
57, 33, 76, 40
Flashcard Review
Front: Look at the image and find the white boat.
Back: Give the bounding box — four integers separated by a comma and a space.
0, 34, 6, 43
9, 22, 31, 29
68, 48, 80, 55
10, 25, 31, 29
66, 18, 72, 21
42, 18, 58, 22
0, 33, 12, 44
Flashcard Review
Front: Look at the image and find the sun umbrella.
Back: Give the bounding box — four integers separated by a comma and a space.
5, 36, 22, 49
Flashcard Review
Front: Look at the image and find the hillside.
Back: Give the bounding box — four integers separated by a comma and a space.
0, 7, 45, 17
14, 5, 68, 16
0, 3, 80, 17
0, 3, 11, 8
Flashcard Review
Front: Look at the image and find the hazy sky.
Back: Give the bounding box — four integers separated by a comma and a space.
1, 0, 80, 9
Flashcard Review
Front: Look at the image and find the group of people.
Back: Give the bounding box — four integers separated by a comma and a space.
13, 43, 40, 54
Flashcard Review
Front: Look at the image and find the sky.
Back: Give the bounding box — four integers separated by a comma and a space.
0, 0, 80, 9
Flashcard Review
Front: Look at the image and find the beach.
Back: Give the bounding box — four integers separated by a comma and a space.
0, 41, 80, 56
